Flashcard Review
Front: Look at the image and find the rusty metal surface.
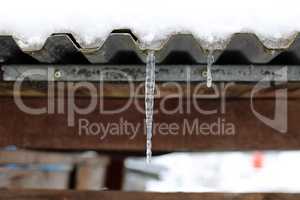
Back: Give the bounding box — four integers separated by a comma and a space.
2, 64, 297, 82
0, 32, 300, 64
0, 82, 298, 99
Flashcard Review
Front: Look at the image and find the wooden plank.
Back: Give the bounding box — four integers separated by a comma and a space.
0, 149, 110, 190
0, 189, 300, 200
0, 169, 71, 190
76, 159, 109, 190
0, 149, 110, 165
0, 97, 299, 151
0, 150, 77, 164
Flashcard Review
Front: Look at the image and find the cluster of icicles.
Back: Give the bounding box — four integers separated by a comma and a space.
144, 50, 214, 163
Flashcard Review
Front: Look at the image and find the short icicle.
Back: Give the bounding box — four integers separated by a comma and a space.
206, 50, 214, 88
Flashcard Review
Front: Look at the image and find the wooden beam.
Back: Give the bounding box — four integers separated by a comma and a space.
105, 157, 125, 190
0, 189, 300, 200
0, 97, 299, 151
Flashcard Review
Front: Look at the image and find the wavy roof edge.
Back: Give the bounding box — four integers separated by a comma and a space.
3, 31, 300, 51
1, 31, 300, 64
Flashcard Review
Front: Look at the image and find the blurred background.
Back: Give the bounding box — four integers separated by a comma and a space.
1, 147, 299, 192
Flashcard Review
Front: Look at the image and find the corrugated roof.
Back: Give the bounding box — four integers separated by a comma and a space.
1, 32, 300, 64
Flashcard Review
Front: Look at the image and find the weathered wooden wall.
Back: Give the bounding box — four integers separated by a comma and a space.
0, 97, 299, 151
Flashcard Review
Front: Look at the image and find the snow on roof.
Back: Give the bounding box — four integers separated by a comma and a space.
2, 0, 300, 50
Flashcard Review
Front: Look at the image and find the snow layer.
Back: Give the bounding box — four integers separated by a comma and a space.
142, 152, 300, 192
1, 0, 300, 50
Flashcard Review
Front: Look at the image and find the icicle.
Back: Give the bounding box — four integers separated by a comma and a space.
145, 50, 156, 163
206, 50, 214, 88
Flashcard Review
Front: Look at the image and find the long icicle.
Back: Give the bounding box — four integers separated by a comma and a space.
145, 50, 156, 163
